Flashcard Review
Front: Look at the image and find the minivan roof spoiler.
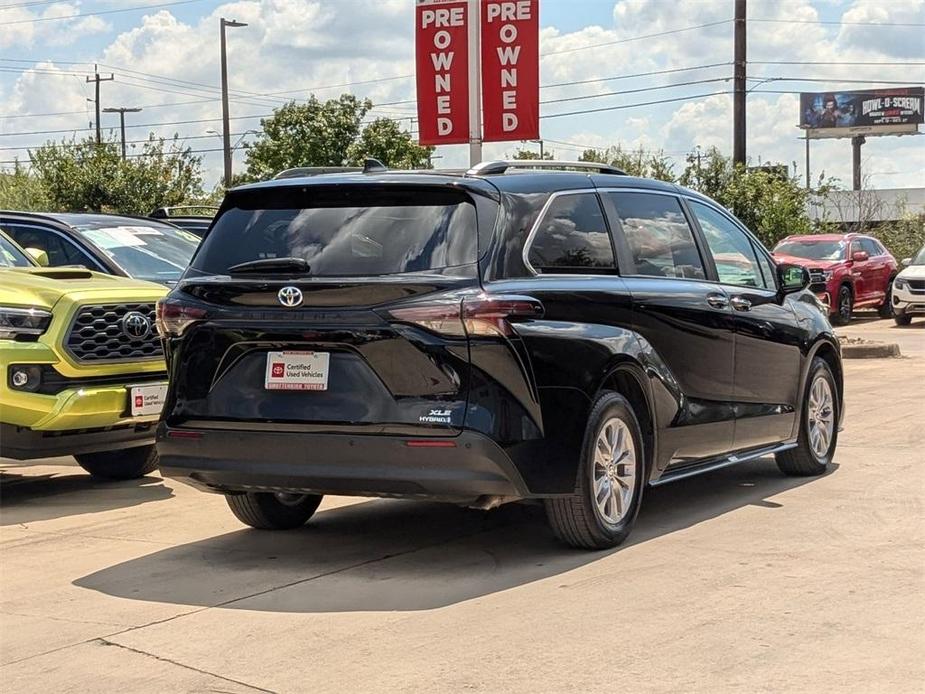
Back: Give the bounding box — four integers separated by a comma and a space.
273, 158, 389, 179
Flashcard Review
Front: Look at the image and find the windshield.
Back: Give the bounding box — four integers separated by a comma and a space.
0, 233, 33, 268
76, 223, 199, 283
774, 239, 845, 261
193, 187, 478, 277
912, 245, 925, 266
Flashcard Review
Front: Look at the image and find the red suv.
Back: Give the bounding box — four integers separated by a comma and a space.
773, 234, 897, 325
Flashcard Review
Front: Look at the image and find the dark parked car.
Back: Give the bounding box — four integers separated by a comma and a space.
149, 206, 218, 237
773, 233, 897, 325
0, 212, 200, 286
155, 160, 843, 550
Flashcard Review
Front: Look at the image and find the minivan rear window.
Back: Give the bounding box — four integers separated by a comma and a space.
192, 187, 478, 277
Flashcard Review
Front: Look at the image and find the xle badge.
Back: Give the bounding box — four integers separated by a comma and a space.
419, 408, 452, 424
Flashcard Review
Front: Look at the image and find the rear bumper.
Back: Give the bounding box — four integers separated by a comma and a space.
0, 422, 156, 460
156, 424, 530, 502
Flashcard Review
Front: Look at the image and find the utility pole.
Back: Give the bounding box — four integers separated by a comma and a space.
103, 107, 142, 160
804, 136, 811, 190
86, 66, 114, 145
852, 135, 865, 191
220, 17, 248, 187
732, 0, 747, 166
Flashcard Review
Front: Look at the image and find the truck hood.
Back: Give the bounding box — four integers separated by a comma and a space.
772, 253, 844, 271
897, 264, 925, 280
0, 267, 167, 311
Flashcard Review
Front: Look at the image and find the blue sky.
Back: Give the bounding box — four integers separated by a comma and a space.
1, 0, 923, 192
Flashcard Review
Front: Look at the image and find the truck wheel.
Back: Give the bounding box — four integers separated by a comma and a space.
877, 280, 894, 318
831, 285, 853, 325
225, 492, 323, 530
545, 392, 645, 550
894, 312, 912, 326
776, 357, 838, 477
75, 445, 159, 480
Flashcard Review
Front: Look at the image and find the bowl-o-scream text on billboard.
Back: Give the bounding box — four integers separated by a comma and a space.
481, 0, 539, 142
415, 1, 471, 145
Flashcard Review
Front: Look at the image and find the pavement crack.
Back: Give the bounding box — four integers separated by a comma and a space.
95, 638, 276, 693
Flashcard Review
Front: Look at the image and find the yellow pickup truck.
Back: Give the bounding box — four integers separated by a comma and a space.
0, 230, 168, 479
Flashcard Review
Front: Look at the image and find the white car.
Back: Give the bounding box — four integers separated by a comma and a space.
892, 244, 925, 326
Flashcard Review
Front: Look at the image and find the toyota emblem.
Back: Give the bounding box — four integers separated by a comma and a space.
278, 286, 303, 308
122, 311, 151, 339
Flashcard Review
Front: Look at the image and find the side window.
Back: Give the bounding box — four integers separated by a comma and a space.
5, 224, 89, 267
527, 193, 615, 273
688, 202, 767, 289
861, 238, 881, 256
753, 243, 777, 290
607, 192, 705, 279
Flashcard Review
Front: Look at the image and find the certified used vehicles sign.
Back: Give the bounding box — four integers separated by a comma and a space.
264, 351, 330, 391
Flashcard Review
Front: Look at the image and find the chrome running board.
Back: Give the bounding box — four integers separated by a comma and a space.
650, 442, 798, 487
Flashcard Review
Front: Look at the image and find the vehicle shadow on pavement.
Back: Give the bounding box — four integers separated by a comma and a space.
74, 458, 836, 612
0, 473, 173, 526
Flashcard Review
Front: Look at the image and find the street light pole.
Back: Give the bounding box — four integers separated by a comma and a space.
103, 107, 142, 160
220, 17, 248, 187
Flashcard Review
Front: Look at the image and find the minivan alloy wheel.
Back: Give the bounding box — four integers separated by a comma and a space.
807, 376, 834, 460
593, 417, 637, 524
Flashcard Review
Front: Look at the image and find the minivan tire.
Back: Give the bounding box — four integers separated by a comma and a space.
776, 357, 838, 477
545, 392, 645, 550
225, 492, 323, 530
75, 445, 158, 480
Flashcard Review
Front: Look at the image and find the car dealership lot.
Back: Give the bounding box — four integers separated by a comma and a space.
1, 321, 922, 693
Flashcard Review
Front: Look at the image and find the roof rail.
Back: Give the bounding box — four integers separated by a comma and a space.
466, 159, 627, 177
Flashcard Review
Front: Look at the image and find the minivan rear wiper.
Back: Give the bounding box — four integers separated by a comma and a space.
227, 257, 311, 275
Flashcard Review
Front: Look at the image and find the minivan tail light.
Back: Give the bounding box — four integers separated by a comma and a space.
156, 297, 209, 337
387, 295, 543, 338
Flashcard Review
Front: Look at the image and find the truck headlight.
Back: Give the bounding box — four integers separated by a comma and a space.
0, 306, 53, 340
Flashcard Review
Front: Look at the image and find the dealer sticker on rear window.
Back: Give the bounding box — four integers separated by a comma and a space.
265, 351, 330, 391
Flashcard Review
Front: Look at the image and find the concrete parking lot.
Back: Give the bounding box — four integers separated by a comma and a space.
2, 319, 922, 693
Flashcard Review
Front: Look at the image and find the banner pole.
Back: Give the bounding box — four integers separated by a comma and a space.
468, 0, 482, 167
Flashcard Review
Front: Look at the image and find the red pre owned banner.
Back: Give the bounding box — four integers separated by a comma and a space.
481, 0, 539, 142
415, 1, 470, 145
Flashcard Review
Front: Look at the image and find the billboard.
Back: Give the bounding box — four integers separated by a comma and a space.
415, 1, 472, 145
800, 87, 923, 139
481, 0, 540, 142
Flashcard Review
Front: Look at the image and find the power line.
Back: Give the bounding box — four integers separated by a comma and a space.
751, 60, 925, 66
542, 19, 733, 56
541, 77, 730, 106
541, 91, 731, 119
750, 17, 925, 27
0, 0, 207, 24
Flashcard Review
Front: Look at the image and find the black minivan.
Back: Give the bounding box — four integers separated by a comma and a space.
155, 160, 843, 549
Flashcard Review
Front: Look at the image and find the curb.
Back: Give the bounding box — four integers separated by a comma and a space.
841, 343, 902, 359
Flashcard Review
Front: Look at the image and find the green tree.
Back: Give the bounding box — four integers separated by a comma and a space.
347, 118, 433, 169
579, 145, 675, 182
0, 163, 50, 210
680, 147, 816, 248
244, 94, 372, 180
27, 135, 202, 214
511, 147, 553, 160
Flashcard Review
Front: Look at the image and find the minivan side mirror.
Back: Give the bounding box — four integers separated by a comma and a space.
777, 263, 809, 294
25, 247, 49, 266
851, 250, 869, 262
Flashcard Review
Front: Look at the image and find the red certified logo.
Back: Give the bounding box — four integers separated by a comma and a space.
134, 395, 144, 408
271, 363, 285, 378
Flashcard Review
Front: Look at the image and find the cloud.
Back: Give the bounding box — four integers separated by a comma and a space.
0, 2, 112, 49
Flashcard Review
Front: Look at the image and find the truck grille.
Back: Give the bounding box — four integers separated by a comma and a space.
808, 268, 827, 284
66, 303, 163, 362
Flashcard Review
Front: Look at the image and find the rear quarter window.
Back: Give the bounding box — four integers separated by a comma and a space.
526, 193, 615, 273
193, 186, 479, 277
